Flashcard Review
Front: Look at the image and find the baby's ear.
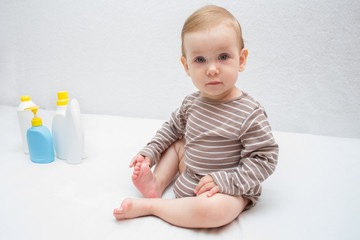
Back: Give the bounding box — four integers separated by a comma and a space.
181, 56, 190, 76
239, 48, 248, 72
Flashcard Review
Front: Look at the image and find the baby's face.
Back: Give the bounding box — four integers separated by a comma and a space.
181, 23, 247, 101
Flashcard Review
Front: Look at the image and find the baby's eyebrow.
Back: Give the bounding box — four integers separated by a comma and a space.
189, 50, 203, 56
217, 46, 232, 52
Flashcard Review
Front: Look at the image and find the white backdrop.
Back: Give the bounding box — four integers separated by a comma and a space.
1, 0, 359, 138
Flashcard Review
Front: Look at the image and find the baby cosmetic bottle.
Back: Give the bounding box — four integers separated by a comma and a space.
52, 91, 69, 159
26, 106, 54, 164
65, 99, 85, 164
17, 95, 37, 154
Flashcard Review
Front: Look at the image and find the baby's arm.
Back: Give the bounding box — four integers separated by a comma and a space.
209, 107, 279, 196
137, 103, 187, 168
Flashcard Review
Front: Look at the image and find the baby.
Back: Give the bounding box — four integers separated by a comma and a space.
113, 5, 279, 228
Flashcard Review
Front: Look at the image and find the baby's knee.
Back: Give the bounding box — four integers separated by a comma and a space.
193, 194, 225, 220
194, 193, 244, 224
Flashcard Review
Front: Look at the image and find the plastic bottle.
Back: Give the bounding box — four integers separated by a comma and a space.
26, 106, 54, 164
52, 91, 69, 159
65, 99, 85, 164
17, 95, 37, 154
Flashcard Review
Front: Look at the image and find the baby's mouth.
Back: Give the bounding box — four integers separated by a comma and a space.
207, 81, 222, 85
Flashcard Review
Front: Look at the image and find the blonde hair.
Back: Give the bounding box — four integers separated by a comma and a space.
181, 5, 244, 57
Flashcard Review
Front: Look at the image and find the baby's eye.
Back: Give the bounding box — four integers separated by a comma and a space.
195, 57, 206, 63
219, 54, 230, 61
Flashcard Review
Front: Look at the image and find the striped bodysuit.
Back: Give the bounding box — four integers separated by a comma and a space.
139, 91, 279, 208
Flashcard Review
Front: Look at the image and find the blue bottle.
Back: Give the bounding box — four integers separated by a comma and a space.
26, 106, 54, 164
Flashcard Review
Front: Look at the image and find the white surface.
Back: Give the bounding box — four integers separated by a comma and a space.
0, 105, 359, 240
1, 0, 360, 138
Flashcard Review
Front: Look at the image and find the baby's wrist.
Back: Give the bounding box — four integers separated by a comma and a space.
145, 157, 151, 166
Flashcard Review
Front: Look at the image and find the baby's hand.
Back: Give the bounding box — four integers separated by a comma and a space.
129, 155, 151, 168
194, 175, 220, 197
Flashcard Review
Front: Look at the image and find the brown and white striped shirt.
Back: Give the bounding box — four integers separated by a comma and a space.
139, 91, 279, 198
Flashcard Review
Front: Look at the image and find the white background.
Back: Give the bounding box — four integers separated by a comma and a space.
1, 0, 359, 138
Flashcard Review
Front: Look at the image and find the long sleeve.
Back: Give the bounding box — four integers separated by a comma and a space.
138, 100, 188, 167
208, 106, 279, 196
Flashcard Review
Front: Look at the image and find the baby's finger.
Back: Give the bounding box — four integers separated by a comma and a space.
129, 159, 139, 168
194, 179, 205, 194
197, 182, 215, 196
206, 186, 220, 197
134, 164, 141, 171
129, 158, 137, 168
194, 175, 212, 194
129, 155, 145, 168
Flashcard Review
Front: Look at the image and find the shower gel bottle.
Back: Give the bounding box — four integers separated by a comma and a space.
26, 106, 54, 164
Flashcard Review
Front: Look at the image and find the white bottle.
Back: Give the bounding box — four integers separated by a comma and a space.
65, 99, 85, 164
52, 91, 69, 159
17, 95, 37, 154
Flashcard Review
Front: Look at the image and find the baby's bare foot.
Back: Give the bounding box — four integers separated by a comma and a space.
132, 156, 161, 198
113, 198, 150, 220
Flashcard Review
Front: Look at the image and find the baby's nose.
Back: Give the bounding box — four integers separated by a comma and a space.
207, 63, 219, 76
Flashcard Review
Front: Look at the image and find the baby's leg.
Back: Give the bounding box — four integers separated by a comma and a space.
113, 193, 249, 228
132, 139, 185, 198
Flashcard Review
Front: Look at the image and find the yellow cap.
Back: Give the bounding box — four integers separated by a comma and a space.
31, 117, 43, 127
57, 91, 69, 106
25, 106, 42, 127
20, 95, 31, 102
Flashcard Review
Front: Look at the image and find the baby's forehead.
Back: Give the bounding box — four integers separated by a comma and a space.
183, 31, 239, 57
190, 21, 237, 35
184, 24, 238, 45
